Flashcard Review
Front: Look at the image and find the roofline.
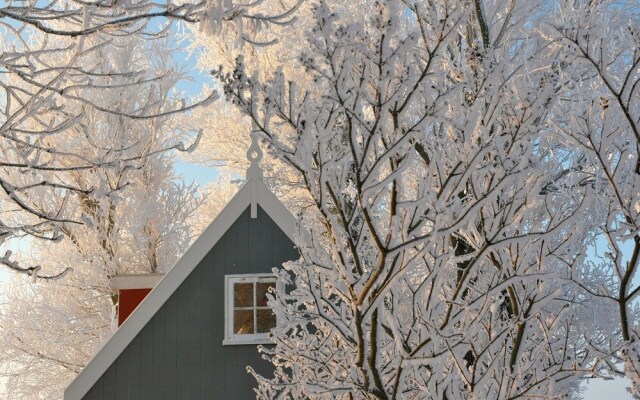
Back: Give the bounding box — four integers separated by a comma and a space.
64, 177, 297, 400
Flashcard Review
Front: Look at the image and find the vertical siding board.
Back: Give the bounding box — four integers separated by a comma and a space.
236, 207, 250, 274
139, 323, 154, 398
226, 208, 237, 272
164, 292, 178, 399
270, 207, 280, 266
102, 363, 117, 400
251, 207, 264, 268
223, 213, 237, 399
127, 334, 142, 399
211, 243, 226, 399
200, 250, 216, 398
150, 306, 166, 400
268, 206, 279, 266
176, 281, 191, 398
225, 344, 240, 399
187, 266, 203, 400
84, 376, 103, 400
114, 347, 129, 400
97, 377, 105, 400
221, 217, 234, 399
96, 377, 105, 400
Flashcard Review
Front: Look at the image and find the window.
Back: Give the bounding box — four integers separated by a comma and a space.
224, 274, 277, 345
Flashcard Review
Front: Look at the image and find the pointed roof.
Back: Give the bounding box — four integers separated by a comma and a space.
64, 133, 297, 400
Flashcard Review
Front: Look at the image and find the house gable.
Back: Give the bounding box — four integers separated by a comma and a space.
64, 177, 299, 400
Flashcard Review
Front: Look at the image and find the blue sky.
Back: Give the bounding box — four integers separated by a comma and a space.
174, 159, 220, 184
584, 376, 634, 399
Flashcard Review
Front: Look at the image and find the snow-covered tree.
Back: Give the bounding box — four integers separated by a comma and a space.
0, 0, 300, 276
546, 1, 640, 396
186, 0, 520, 212
0, 33, 203, 399
188, 172, 243, 237
183, 0, 363, 213
220, 1, 601, 397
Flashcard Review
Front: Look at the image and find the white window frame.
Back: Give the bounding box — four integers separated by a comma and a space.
223, 273, 278, 345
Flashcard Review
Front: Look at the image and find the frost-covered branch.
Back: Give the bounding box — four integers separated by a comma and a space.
0, 0, 300, 279
225, 1, 598, 397
547, 1, 640, 393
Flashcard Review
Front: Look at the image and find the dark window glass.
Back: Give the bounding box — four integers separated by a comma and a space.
234, 283, 253, 307
256, 309, 276, 333
234, 310, 254, 334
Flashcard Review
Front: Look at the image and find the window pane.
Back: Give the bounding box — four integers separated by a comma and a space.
234, 283, 254, 307
256, 309, 276, 333
234, 310, 254, 334
256, 282, 276, 307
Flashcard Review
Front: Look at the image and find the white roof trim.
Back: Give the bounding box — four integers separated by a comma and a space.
64, 177, 297, 400
110, 273, 165, 290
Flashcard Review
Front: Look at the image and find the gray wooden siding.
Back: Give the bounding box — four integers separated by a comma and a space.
83, 206, 298, 400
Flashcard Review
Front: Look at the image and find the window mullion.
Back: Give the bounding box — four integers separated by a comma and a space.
253, 282, 258, 334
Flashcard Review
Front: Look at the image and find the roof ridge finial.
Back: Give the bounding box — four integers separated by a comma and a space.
247, 120, 263, 219
246, 75, 263, 182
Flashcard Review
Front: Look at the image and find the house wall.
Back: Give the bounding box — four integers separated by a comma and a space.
81, 206, 298, 400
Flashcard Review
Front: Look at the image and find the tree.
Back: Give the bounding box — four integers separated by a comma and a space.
0, 0, 300, 277
0, 34, 203, 399
220, 0, 602, 397
547, 1, 640, 396
188, 172, 243, 237
183, 0, 321, 212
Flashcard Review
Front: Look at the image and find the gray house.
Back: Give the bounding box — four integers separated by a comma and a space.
65, 138, 299, 400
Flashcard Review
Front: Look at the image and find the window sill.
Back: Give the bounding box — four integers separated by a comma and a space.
222, 336, 274, 346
